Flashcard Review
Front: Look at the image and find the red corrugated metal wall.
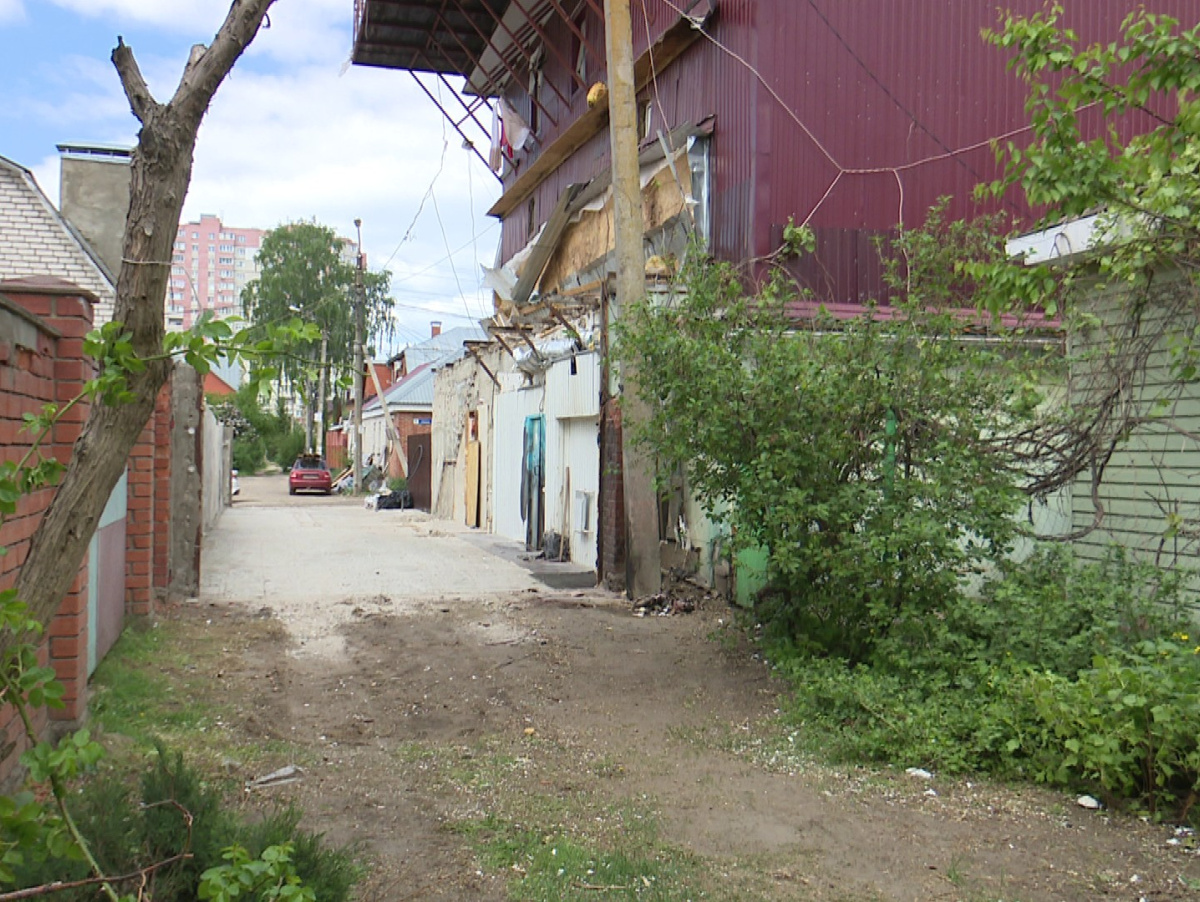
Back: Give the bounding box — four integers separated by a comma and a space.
498, 0, 1200, 304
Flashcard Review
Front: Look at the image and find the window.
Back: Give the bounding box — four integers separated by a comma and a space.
191, 231, 198, 239
572, 15, 588, 95
637, 100, 652, 142
687, 134, 713, 249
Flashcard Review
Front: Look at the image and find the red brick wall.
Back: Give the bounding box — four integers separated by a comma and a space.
0, 279, 97, 770
387, 410, 432, 479
598, 399, 626, 592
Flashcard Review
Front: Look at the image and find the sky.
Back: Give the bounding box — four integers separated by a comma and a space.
0, 0, 501, 354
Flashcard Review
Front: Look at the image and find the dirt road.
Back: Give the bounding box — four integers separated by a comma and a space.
195, 476, 1200, 901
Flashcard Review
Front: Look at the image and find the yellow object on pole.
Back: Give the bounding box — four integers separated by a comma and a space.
604, 0, 661, 599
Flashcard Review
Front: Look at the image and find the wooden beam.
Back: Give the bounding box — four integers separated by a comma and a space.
511, 182, 587, 305
368, 363, 408, 478
467, 345, 502, 387
548, 304, 583, 345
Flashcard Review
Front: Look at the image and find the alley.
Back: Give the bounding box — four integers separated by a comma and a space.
200, 475, 547, 657
188, 477, 1200, 901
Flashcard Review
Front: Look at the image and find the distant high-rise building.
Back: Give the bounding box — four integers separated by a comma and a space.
167, 214, 264, 331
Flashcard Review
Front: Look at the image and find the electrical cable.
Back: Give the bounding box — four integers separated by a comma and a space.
430, 187, 483, 325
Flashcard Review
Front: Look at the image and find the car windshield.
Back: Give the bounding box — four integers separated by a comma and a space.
294, 457, 327, 470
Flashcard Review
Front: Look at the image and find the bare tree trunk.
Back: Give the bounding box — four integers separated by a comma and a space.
13, 0, 275, 634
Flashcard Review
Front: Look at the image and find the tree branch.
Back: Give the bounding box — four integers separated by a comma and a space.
111, 36, 159, 124
169, 0, 277, 127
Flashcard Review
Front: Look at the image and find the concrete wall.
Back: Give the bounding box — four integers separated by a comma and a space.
543, 353, 601, 569
431, 348, 501, 525
168, 365, 202, 599
58, 148, 131, 279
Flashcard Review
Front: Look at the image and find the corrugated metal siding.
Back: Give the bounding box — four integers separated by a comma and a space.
543, 417, 600, 568
493, 387, 545, 542
500, 0, 759, 264
757, 0, 1197, 302
499, 0, 1200, 301
1071, 282, 1200, 568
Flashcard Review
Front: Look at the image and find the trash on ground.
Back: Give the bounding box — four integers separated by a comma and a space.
249, 764, 304, 789
632, 593, 697, 616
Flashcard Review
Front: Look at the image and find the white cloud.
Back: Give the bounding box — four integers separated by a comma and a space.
181, 58, 500, 339
48, 0, 349, 66
0, 0, 25, 25
48, 0, 230, 34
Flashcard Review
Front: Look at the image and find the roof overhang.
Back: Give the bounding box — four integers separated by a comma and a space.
351, 0, 511, 76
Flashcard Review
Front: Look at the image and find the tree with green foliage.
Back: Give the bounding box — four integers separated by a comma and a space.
241, 221, 393, 450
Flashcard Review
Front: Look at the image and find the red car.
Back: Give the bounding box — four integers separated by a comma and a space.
288, 455, 332, 495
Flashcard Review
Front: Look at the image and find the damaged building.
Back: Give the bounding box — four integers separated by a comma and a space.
349, 0, 1179, 592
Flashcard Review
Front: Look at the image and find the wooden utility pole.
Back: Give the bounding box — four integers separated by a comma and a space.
604, 0, 661, 598
317, 330, 328, 459
353, 218, 365, 494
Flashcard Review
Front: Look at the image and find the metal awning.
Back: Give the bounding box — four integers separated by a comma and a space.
351, 0, 510, 75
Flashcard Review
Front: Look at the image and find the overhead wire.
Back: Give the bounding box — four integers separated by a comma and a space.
387, 221, 499, 286
380, 80, 450, 272
431, 188, 482, 325
430, 76, 486, 324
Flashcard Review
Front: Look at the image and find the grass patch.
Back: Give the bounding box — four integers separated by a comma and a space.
88, 613, 311, 775
90, 620, 219, 742
453, 810, 707, 902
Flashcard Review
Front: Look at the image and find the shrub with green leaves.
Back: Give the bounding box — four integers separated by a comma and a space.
1025, 635, 1200, 817
618, 238, 1052, 662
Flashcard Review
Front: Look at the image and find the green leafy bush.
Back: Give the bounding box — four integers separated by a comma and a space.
213, 384, 306, 472
1026, 636, 1200, 817
619, 233, 1050, 662
780, 547, 1200, 818
270, 429, 308, 469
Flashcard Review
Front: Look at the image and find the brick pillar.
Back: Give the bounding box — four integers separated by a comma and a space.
0, 278, 96, 740
152, 385, 171, 598
126, 383, 171, 615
